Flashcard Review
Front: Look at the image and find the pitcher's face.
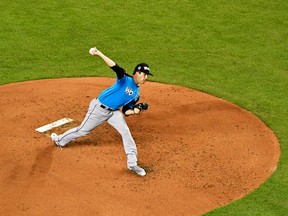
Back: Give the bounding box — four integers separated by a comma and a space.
134, 72, 148, 84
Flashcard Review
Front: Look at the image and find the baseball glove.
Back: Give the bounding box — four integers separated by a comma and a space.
133, 102, 149, 111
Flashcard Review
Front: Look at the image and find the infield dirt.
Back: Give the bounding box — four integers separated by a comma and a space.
0, 78, 280, 215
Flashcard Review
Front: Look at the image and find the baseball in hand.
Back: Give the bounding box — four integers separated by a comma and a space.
89, 47, 97, 55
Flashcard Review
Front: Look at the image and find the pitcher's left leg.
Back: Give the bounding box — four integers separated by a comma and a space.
107, 111, 138, 167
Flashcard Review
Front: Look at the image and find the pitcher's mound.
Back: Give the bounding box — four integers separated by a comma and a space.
0, 78, 279, 215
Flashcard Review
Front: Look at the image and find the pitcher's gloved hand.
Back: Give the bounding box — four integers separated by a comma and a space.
133, 102, 149, 111
133, 103, 149, 115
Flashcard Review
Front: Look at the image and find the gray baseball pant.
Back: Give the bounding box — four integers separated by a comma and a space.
56, 98, 138, 167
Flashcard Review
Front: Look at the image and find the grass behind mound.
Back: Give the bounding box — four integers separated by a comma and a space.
1, 0, 288, 215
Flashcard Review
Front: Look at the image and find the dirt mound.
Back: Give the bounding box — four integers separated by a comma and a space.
0, 78, 280, 215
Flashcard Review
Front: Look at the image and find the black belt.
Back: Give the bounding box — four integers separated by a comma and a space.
100, 104, 114, 111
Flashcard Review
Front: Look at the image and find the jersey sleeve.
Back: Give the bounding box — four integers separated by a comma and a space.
110, 64, 125, 79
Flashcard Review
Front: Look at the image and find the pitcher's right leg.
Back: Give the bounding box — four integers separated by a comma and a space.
56, 99, 109, 146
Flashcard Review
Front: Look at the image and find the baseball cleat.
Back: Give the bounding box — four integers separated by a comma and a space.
128, 165, 146, 176
50, 133, 61, 148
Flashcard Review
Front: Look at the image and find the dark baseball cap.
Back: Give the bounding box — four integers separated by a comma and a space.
134, 63, 153, 76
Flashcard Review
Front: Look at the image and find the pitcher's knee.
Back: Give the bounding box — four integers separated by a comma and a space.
119, 127, 132, 136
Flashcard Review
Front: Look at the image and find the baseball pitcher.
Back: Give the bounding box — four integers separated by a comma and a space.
51, 47, 152, 176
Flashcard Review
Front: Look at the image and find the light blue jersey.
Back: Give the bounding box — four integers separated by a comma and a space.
98, 74, 139, 110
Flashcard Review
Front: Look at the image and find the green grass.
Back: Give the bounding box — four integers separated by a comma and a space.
1, 0, 288, 215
